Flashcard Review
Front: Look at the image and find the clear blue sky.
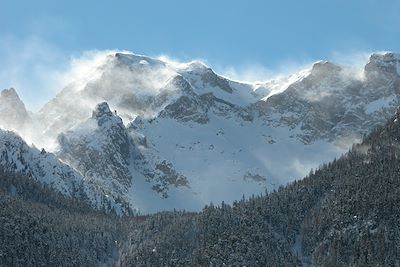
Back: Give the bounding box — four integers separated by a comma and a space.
1, 0, 400, 110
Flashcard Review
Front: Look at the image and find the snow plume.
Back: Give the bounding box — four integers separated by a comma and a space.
57, 50, 176, 95
329, 50, 372, 80
0, 46, 117, 149
0, 37, 122, 111
0, 46, 387, 152
107, 53, 177, 96
158, 54, 209, 70
331, 50, 373, 67
0, 36, 68, 111
217, 59, 313, 84
0, 47, 185, 150
214, 59, 314, 101
54, 50, 120, 92
219, 63, 277, 83
32, 50, 182, 149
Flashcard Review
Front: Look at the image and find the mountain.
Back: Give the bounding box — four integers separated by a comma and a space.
0, 88, 31, 134
0, 129, 132, 214
57, 102, 188, 212
1, 51, 400, 213
256, 54, 400, 144
3, 99, 400, 266
117, 108, 400, 266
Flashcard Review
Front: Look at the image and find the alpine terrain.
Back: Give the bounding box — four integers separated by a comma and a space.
2, 79, 400, 266
1, 51, 400, 213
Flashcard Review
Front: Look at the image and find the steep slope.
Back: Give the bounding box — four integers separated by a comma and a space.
57, 102, 133, 203
56, 102, 189, 212
130, 98, 341, 211
0, 129, 86, 197
118, 109, 400, 266
0, 129, 129, 214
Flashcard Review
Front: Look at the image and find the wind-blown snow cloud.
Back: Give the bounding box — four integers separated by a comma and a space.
329, 50, 373, 80
216, 60, 314, 83
0, 36, 70, 111
0, 36, 129, 112
55, 50, 119, 92
218, 63, 279, 83
0, 35, 376, 115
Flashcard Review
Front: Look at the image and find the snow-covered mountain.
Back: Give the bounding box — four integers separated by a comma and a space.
0, 129, 131, 214
56, 102, 188, 211
256, 54, 400, 145
1, 51, 400, 213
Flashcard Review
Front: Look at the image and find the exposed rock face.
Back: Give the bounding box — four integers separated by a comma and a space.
127, 124, 190, 199
254, 54, 400, 144
310, 61, 342, 77
364, 53, 400, 81
151, 160, 189, 197
159, 75, 253, 124
180, 62, 234, 93
56, 102, 188, 210
160, 94, 210, 124
57, 102, 133, 209
158, 76, 209, 124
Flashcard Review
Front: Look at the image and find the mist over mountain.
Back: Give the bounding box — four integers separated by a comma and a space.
0, 51, 400, 213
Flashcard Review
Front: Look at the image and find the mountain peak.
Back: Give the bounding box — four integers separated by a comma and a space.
91, 102, 122, 127
1, 88, 20, 99
183, 61, 210, 71
113, 52, 165, 68
0, 87, 30, 132
92, 102, 113, 119
365, 52, 400, 77
310, 61, 342, 76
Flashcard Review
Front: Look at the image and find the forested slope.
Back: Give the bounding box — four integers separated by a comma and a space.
0, 170, 128, 266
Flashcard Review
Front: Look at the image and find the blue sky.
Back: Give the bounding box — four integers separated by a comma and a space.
1, 0, 400, 110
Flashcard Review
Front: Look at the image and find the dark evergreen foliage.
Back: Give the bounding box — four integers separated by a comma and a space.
0, 170, 127, 266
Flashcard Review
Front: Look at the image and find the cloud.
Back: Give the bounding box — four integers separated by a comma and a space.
213, 49, 379, 84
0, 35, 129, 112
53, 49, 122, 92
0, 35, 70, 111
158, 53, 315, 92
329, 50, 372, 67
218, 64, 276, 83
